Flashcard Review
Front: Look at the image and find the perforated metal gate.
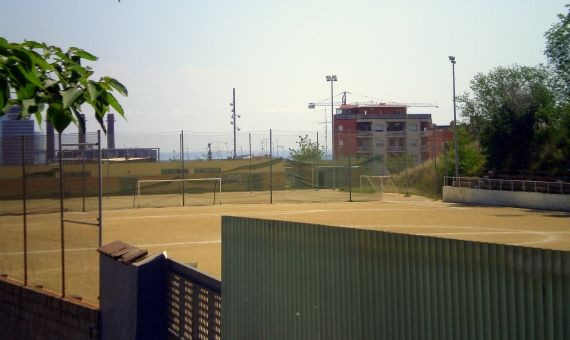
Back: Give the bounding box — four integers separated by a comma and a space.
166, 259, 221, 340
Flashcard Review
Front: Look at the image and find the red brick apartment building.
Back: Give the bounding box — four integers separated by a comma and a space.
333, 103, 453, 172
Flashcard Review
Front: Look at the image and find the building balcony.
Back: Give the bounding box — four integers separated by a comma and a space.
387, 146, 407, 152
386, 130, 406, 137
356, 130, 373, 137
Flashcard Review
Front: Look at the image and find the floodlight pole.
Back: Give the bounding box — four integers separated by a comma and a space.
449, 56, 459, 177
327, 75, 337, 189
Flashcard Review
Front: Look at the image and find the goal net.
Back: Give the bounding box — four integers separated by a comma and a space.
136, 177, 222, 208
359, 175, 399, 198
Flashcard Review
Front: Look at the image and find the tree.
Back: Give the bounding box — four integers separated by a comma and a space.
441, 126, 485, 177
289, 134, 324, 161
544, 4, 570, 98
0, 38, 127, 133
458, 65, 561, 175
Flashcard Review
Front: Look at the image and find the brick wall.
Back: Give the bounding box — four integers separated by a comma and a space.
0, 276, 99, 339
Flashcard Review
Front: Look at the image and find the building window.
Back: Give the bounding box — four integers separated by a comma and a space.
410, 139, 418, 146
339, 140, 344, 146
338, 125, 343, 132
374, 125, 384, 132
375, 142, 384, 147
408, 124, 417, 131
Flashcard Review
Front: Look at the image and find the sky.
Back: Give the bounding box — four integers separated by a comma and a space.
1, 0, 567, 151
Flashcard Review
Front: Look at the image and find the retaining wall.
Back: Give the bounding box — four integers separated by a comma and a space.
443, 186, 570, 212
0, 276, 99, 339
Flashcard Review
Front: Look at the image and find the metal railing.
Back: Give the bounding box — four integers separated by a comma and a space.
387, 145, 407, 152
166, 259, 222, 340
386, 130, 406, 137
356, 130, 373, 137
444, 176, 570, 195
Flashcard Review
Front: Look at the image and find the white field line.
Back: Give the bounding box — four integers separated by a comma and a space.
103, 207, 458, 221
0, 240, 221, 256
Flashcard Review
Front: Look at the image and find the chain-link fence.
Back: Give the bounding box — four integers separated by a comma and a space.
0, 132, 102, 303
0, 128, 447, 304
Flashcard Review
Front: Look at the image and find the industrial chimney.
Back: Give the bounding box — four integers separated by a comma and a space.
78, 113, 86, 150
107, 113, 115, 150
46, 121, 55, 163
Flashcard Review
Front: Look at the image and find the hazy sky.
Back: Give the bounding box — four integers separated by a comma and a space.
1, 0, 566, 140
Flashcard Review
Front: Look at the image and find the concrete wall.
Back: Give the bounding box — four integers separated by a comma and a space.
0, 276, 99, 339
100, 253, 166, 340
443, 186, 570, 212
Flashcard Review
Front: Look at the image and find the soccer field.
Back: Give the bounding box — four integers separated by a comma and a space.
1, 193, 569, 304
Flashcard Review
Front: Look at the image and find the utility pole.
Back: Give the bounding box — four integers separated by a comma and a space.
230, 88, 239, 159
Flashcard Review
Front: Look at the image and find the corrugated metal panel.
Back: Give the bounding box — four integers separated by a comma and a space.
221, 216, 570, 340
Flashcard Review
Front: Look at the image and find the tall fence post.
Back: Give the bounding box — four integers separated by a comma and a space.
180, 130, 185, 207
21, 136, 28, 286
98, 130, 103, 247
58, 133, 65, 297
316, 131, 319, 190
348, 137, 352, 202
269, 129, 273, 204
249, 133, 252, 193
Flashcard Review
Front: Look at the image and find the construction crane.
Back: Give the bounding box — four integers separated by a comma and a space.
308, 91, 438, 109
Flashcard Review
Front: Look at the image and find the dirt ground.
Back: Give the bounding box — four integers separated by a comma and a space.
1, 192, 569, 304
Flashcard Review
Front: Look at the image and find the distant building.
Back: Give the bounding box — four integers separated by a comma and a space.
0, 106, 35, 165
334, 103, 453, 173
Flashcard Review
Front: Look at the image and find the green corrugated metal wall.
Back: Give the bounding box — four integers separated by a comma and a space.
221, 216, 570, 340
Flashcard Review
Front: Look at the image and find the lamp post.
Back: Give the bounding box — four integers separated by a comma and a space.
326, 75, 337, 189
449, 56, 459, 178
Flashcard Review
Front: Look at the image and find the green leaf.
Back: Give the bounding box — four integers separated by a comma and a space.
47, 103, 73, 133
17, 64, 43, 88
61, 87, 82, 109
16, 82, 36, 100
0, 78, 8, 114
87, 81, 101, 102
0, 37, 8, 48
69, 47, 98, 61
103, 76, 128, 96
104, 91, 124, 116
28, 50, 52, 71
33, 111, 42, 127
22, 40, 44, 49
12, 49, 33, 72
21, 98, 37, 117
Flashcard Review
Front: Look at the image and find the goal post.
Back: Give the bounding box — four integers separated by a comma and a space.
359, 175, 400, 197
136, 177, 222, 208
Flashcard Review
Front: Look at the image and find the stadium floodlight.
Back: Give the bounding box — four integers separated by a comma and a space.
449, 56, 459, 177
326, 74, 338, 188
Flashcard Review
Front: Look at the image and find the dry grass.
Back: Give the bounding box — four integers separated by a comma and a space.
1, 192, 568, 305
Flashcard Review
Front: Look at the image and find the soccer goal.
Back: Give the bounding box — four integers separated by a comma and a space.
359, 175, 399, 197
136, 177, 222, 208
